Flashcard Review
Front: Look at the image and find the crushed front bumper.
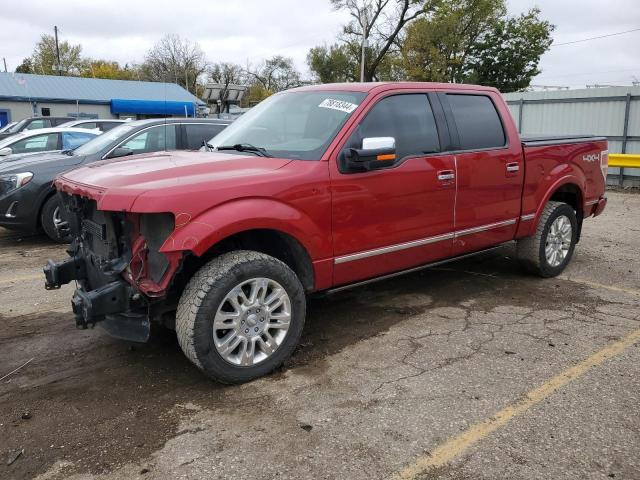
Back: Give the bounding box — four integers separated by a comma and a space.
44, 252, 151, 342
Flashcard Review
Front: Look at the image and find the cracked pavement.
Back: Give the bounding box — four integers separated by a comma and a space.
1, 191, 639, 480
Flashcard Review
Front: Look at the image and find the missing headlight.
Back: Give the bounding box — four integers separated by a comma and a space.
139, 213, 175, 283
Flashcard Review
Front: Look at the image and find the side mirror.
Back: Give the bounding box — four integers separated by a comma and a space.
340, 137, 396, 173
108, 146, 133, 159
0, 147, 12, 156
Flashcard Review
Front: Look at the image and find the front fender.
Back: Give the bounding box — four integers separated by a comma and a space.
159, 198, 329, 260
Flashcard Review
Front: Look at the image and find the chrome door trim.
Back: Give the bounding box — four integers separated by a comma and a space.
520, 213, 535, 221
327, 245, 505, 294
334, 232, 455, 264
333, 218, 518, 264
453, 218, 517, 238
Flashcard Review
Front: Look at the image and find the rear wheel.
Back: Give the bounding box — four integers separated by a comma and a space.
176, 250, 306, 384
516, 201, 577, 277
41, 196, 72, 243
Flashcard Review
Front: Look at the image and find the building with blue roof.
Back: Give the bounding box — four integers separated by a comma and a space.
0, 72, 206, 126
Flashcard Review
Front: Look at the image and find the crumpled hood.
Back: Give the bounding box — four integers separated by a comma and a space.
55, 150, 293, 210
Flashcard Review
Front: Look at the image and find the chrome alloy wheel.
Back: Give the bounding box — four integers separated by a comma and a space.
213, 277, 292, 366
545, 215, 572, 267
52, 206, 69, 235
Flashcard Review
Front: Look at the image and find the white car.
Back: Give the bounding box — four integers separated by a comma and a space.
58, 119, 127, 132
0, 127, 101, 159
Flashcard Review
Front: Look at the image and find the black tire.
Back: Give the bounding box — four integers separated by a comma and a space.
176, 250, 306, 384
516, 201, 577, 277
41, 196, 72, 243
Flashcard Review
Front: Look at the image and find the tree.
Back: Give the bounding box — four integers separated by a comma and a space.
401, 0, 553, 91
141, 34, 207, 93
466, 8, 553, 92
30, 34, 83, 75
80, 60, 136, 80
307, 43, 357, 83
246, 56, 302, 93
15, 58, 33, 74
402, 0, 505, 82
329, 0, 437, 81
208, 62, 246, 87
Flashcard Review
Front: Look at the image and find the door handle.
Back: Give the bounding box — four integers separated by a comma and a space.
437, 170, 455, 181
506, 163, 520, 173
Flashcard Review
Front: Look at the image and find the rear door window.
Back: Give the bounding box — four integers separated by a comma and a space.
346, 94, 440, 160
25, 119, 51, 130
76, 122, 97, 130
184, 123, 226, 149
98, 122, 119, 132
118, 125, 178, 154
10, 133, 59, 153
446, 94, 505, 150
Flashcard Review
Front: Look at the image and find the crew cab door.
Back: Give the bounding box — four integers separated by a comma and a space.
329, 92, 456, 286
439, 92, 524, 255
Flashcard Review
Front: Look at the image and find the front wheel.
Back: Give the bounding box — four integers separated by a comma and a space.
176, 251, 306, 384
41, 196, 72, 243
516, 201, 577, 277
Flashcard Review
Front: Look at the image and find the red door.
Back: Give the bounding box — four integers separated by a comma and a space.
329, 93, 456, 287
440, 92, 524, 254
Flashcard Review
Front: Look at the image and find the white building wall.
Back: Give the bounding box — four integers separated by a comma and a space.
0, 100, 116, 123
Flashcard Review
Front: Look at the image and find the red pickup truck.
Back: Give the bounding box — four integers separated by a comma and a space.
44, 82, 608, 383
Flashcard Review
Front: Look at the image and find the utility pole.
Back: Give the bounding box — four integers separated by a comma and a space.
2, 58, 7, 72
54, 25, 61, 75
359, 10, 368, 82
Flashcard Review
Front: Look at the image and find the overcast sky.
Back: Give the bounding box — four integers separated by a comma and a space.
0, 0, 638, 88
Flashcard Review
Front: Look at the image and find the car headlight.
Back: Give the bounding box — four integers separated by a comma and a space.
0, 172, 33, 195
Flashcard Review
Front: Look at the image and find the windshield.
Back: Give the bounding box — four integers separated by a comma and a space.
0, 132, 29, 148
0, 122, 16, 133
208, 90, 366, 160
73, 123, 138, 156
7, 119, 28, 133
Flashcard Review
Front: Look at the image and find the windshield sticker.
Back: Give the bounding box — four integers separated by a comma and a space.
318, 98, 359, 113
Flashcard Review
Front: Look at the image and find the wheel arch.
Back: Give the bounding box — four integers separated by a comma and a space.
191, 228, 316, 293
157, 198, 330, 296
524, 177, 585, 239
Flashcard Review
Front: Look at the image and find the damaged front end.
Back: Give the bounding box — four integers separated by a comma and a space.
44, 192, 183, 342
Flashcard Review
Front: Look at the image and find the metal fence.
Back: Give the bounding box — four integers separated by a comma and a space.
502, 86, 640, 187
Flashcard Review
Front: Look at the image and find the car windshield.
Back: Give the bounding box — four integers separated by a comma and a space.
7, 119, 28, 133
0, 131, 29, 148
208, 90, 366, 160
0, 122, 16, 133
73, 123, 138, 155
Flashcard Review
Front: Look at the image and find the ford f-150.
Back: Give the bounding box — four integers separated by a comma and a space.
43, 82, 608, 383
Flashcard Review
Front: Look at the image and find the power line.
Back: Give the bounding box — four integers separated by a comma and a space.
552, 27, 640, 46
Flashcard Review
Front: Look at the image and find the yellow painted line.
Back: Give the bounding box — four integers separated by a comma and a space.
392, 328, 640, 480
0, 273, 44, 285
559, 276, 640, 297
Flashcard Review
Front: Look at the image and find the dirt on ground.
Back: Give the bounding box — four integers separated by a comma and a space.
1, 191, 639, 480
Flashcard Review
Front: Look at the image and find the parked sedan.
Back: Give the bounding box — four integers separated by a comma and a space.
0, 118, 230, 242
0, 128, 100, 159
58, 119, 126, 132
0, 116, 70, 141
